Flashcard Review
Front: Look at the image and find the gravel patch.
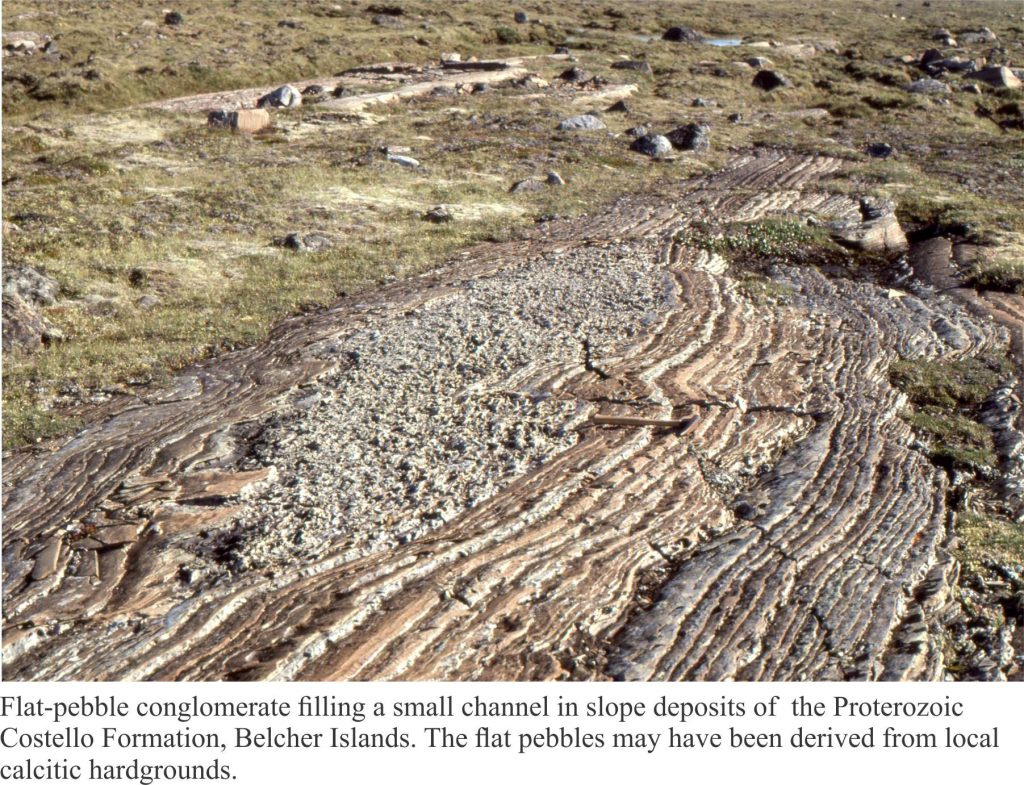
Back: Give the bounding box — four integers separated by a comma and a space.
209, 240, 678, 571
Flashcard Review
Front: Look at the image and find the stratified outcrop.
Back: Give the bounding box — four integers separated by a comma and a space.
2, 152, 1016, 680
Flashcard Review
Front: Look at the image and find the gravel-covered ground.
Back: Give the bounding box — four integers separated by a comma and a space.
212, 239, 679, 571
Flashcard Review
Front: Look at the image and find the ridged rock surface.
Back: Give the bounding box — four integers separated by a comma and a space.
2, 152, 1016, 680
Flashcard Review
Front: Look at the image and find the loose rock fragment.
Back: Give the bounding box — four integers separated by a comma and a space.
904, 77, 950, 94
423, 206, 454, 223
611, 60, 652, 74
663, 26, 704, 43
387, 153, 421, 168
257, 84, 302, 109
558, 113, 606, 131
865, 142, 895, 158
2, 266, 59, 306
752, 69, 791, 90
630, 133, 673, 158
207, 108, 271, 133
509, 178, 545, 193
967, 66, 1022, 90
666, 123, 710, 152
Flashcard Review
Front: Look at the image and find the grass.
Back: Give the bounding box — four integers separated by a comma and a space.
4, 0, 1023, 447
890, 354, 1011, 471
967, 256, 1024, 295
734, 273, 795, 303
687, 218, 830, 259
889, 355, 1012, 410
955, 510, 1024, 572
902, 410, 996, 469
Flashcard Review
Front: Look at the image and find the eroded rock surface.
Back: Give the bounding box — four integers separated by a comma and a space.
2, 152, 1018, 681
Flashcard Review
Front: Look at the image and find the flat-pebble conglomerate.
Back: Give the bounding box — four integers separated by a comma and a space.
223, 244, 677, 570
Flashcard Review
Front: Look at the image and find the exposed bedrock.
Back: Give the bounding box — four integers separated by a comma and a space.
1, 152, 1014, 680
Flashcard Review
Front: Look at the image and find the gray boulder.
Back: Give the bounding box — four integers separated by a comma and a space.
959, 27, 996, 45
558, 113, 606, 131
630, 134, 673, 159
509, 178, 545, 193
2, 293, 61, 352
611, 60, 653, 74
666, 123, 710, 152
257, 84, 302, 109
387, 153, 421, 168
904, 78, 949, 94
967, 66, 1022, 89
2, 266, 59, 306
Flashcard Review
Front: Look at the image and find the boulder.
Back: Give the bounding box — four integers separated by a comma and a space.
372, 14, 401, 27
558, 113, 606, 131
752, 69, 790, 91
959, 27, 996, 45
967, 66, 1022, 89
625, 125, 648, 138
904, 78, 949, 94
275, 233, 333, 251
830, 197, 908, 254
629, 134, 673, 159
3, 266, 59, 306
546, 171, 565, 186
509, 178, 545, 193
208, 108, 271, 133
164, 11, 183, 26
386, 153, 421, 168
865, 142, 895, 158
257, 84, 302, 109
2, 293, 61, 352
663, 26, 704, 43
606, 99, 630, 113
932, 57, 978, 74
666, 123, 710, 152
611, 60, 652, 74
558, 66, 591, 84
514, 11, 528, 24
423, 206, 453, 223
920, 48, 944, 67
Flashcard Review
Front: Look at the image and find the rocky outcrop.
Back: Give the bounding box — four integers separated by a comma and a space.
830, 197, 908, 254
1, 153, 1011, 681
